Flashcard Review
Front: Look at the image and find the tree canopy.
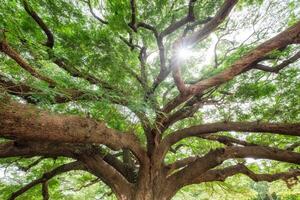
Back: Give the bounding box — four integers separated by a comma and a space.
0, 0, 300, 199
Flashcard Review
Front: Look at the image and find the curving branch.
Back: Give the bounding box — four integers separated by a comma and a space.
165, 164, 300, 199
0, 74, 82, 104
21, 1, 118, 95
139, 46, 148, 85
167, 145, 300, 191
252, 51, 300, 73
0, 100, 146, 161
86, 0, 108, 24
172, 20, 300, 96
22, 0, 54, 48
160, 0, 197, 37
181, 0, 238, 46
8, 161, 84, 200
155, 94, 211, 133
165, 135, 258, 174
196, 164, 300, 185
0, 140, 138, 183
80, 154, 134, 199
163, 121, 300, 149
165, 156, 198, 175
0, 34, 56, 87
22, 0, 118, 93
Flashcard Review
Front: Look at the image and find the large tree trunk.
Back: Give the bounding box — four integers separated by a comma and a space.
131, 178, 173, 200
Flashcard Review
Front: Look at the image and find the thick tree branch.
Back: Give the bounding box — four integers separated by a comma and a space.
195, 164, 300, 185
181, 0, 238, 46
0, 140, 137, 184
163, 18, 300, 114
177, 20, 300, 96
168, 146, 300, 190
165, 135, 258, 174
8, 161, 84, 200
0, 100, 146, 161
163, 121, 300, 149
80, 154, 134, 199
0, 141, 88, 158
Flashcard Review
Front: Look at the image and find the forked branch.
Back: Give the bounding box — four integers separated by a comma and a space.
168, 146, 300, 190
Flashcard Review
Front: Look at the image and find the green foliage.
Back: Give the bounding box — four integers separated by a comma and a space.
0, 0, 299, 199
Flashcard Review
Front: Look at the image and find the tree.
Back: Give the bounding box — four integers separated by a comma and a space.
0, 0, 300, 199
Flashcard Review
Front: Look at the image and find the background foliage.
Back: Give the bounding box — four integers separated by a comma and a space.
0, 0, 300, 199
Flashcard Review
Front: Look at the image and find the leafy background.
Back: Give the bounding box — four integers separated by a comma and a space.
0, 0, 300, 199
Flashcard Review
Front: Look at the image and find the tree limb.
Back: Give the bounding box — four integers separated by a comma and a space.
79, 154, 134, 199
195, 164, 300, 185
0, 141, 87, 158
129, 0, 137, 31
166, 18, 300, 117
168, 146, 300, 190
86, 0, 108, 24
160, 0, 197, 37
0, 35, 56, 87
163, 121, 300, 149
22, 0, 54, 48
181, 0, 238, 46
178, 20, 300, 95
42, 181, 49, 200
0, 100, 146, 161
252, 51, 300, 73
201, 135, 258, 147
20, 157, 45, 172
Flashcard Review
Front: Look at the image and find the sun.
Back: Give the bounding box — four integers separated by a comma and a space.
176, 47, 196, 60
